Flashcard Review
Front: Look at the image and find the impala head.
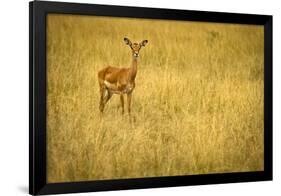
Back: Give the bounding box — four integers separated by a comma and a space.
124, 37, 148, 58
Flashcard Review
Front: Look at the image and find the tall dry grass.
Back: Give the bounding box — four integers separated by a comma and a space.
46, 14, 264, 183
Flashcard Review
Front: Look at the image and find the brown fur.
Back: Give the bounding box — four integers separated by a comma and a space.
98, 38, 148, 114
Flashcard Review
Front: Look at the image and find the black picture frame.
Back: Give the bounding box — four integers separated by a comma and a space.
29, 1, 273, 195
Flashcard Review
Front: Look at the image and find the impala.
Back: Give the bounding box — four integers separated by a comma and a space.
98, 37, 148, 114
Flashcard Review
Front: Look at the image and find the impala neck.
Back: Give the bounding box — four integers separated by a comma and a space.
130, 56, 138, 81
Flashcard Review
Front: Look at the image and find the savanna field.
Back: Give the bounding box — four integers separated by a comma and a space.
46, 14, 264, 183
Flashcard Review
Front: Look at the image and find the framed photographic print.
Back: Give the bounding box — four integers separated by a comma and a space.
29, 1, 272, 195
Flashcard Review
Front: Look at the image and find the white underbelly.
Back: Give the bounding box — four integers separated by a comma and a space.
104, 80, 134, 94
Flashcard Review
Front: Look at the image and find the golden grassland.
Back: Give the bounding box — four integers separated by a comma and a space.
46, 14, 264, 183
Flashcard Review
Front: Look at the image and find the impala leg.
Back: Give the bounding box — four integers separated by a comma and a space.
103, 89, 112, 104
127, 93, 132, 114
99, 87, 106, 113
99, 86, 112, 113
120, 94, 124, 114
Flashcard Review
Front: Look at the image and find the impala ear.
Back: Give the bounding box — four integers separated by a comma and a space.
124, 37, 132, 47
140, 40, 148, 47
